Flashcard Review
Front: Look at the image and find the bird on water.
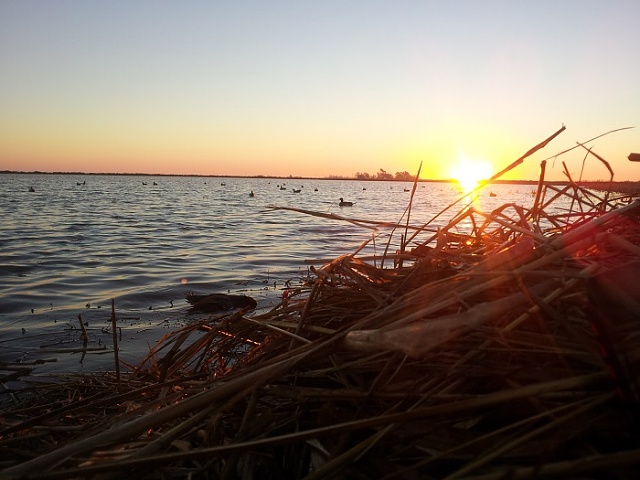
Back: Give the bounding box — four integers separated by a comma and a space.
339, 197, 353, 206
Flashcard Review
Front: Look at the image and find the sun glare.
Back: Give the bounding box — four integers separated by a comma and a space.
450, 156, 493, 193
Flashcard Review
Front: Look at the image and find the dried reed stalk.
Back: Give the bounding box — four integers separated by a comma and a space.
2, 128, 639, 480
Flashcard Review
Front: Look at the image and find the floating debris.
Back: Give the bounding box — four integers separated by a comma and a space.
186, 292, 258, 313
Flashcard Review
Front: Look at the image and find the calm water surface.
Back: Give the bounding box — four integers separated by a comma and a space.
0, 174, 539, 374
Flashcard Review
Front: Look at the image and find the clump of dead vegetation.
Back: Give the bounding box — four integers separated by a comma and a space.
1, 126, 639, 479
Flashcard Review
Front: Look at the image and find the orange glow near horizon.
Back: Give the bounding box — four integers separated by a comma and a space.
2, 3, 640, 181
449, 154, 494, 193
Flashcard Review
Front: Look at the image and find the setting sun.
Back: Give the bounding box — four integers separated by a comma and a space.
450, 155, 494, 193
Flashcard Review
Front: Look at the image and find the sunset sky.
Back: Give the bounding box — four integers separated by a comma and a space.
1, 1, 639, 181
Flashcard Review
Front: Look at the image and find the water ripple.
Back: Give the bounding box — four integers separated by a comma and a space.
1, 174, 552, 371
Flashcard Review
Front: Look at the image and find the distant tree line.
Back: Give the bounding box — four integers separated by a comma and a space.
354, 168, 414, 181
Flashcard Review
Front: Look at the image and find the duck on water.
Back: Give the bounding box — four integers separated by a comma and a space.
339, 197, 354, 206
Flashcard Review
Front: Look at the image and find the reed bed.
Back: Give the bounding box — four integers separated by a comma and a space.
1, 128, 640, 479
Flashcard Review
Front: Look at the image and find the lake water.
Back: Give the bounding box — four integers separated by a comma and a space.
0, 173, 540, 375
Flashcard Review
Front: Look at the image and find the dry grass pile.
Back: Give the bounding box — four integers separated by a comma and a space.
1, 128, 640, 479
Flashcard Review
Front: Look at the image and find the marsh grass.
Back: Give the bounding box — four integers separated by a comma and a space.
2, 128, 639, 479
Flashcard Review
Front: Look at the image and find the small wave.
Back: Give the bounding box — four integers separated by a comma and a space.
0, 174, 542, 372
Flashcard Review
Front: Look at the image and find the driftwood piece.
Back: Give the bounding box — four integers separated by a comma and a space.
185, 292, 257, 313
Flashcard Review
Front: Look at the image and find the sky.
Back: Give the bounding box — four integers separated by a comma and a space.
1, 1, 639, 181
